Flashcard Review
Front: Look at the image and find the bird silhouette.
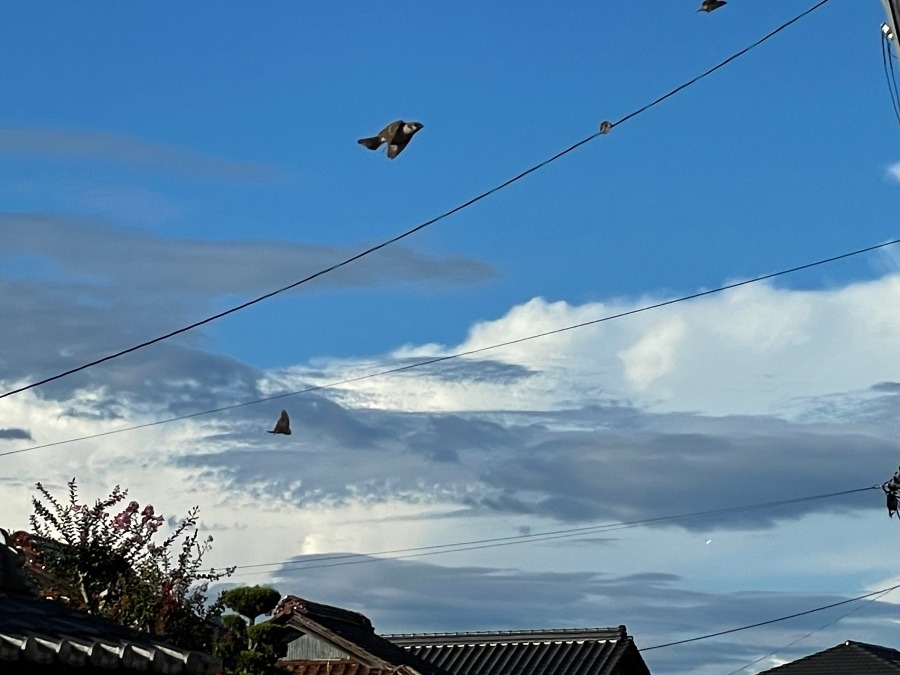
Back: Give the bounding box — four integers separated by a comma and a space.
268, 410, 291, 435
358, 120, 424, 159
697, 0, 726, 12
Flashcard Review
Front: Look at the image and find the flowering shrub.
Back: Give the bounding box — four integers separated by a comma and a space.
27, 478, 234, 652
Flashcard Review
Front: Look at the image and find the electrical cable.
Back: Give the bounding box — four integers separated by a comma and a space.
725, 586, 899, 674
881, 30, 900, 128
225, 486, 876, 576
642, 581, 900, 652
0, 0, 833, 401
1, 236, 896, 460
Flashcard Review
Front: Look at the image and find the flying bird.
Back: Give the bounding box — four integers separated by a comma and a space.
358, 120, 424, 159
268, 410, 291, 435
697, 0, 726, 12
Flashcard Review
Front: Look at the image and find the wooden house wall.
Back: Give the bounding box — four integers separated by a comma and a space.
286, 633, 353, 661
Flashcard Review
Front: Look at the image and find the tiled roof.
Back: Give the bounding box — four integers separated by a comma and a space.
278, 659, 412, 675
0, 528, 221, 674
0, 592, 221, 673
385, 627, 652, 675
272, 596, 449, 675
758, 640, 900, 674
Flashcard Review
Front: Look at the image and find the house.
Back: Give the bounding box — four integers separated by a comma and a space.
385, 627, 652, 675
756, 640, 900, 673
271, 595, 452, 675
0, 528, 221, 674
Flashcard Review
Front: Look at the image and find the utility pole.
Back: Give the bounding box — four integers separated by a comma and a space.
882, 0, 900, 54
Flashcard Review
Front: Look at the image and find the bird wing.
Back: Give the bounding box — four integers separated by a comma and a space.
273, 411, 291, 434
387, 136, 413, 159
378, 121, 403, 142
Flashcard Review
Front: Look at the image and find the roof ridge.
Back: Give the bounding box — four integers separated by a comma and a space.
384, 627, 627, 639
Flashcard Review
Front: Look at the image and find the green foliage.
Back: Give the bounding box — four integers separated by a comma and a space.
28, 478, 235, 652
235, 649, 275, 675
215, 586, 286, 674
213, 614, 249, 666
221, 585, 281, 625
247, 621, 286, 654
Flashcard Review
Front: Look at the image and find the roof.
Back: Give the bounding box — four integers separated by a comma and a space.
758, 640, 900, 674
0, 528, 221, 674
278, 659, 411, 675
384, 627, 652, 675
272, 595, 450, 675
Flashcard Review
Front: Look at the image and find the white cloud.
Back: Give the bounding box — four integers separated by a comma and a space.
618, 315, 686, 390
293, 275, 900, 417
888, 161, 900, 183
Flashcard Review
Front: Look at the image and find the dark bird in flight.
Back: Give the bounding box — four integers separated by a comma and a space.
358, 120, 424, 159
268, 410, 291, 435
697, 0, 726, 12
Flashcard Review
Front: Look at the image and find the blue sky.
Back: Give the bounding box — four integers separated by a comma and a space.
2, 1, 900, 674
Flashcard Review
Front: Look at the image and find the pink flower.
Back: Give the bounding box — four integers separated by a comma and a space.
141, 504, 155, 517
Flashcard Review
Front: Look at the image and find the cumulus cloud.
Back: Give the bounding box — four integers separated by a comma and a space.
305, 276, 900, 416
619, 315, 686, 390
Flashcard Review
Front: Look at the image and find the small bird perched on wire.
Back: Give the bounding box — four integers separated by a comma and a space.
358, 120, 424, 159
268, 410, 291, 435
697, 0, 726, 12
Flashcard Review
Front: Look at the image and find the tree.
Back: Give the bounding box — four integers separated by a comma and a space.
221, 585, 282, 625
216, 586, 287, 675
24, 478, 234, 652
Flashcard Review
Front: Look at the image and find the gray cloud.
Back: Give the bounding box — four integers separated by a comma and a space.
229, 554, 900, 675
0, 428, 31, 441
168, 387, 895, 532
0, 127, 279, 182
0, 214, 495, 296
0, 214, 494, 390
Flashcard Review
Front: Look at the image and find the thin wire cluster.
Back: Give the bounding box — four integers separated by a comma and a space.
881, 25, 900, 129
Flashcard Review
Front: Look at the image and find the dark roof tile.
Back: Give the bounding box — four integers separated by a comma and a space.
278, 660, 406, 675
0, 593, 221, 673
385, 627, 651, 675
272, 596, 449, 675
758, 640, 900, 674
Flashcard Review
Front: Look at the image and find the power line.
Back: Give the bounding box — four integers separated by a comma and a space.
725, 586, 899, 674
881, 29, 900, 129
225, 486, 876, 577
2, 235, 896, 460
0, 0, 833, 401
610, 0, 831, 130
641, 581, 900, 652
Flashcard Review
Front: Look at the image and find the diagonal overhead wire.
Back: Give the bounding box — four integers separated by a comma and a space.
725, 586, 899, 674
0, 0, 833, 401
1, 235, 897, 459
222, 486, 877, 575
641, 581, 900, 652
